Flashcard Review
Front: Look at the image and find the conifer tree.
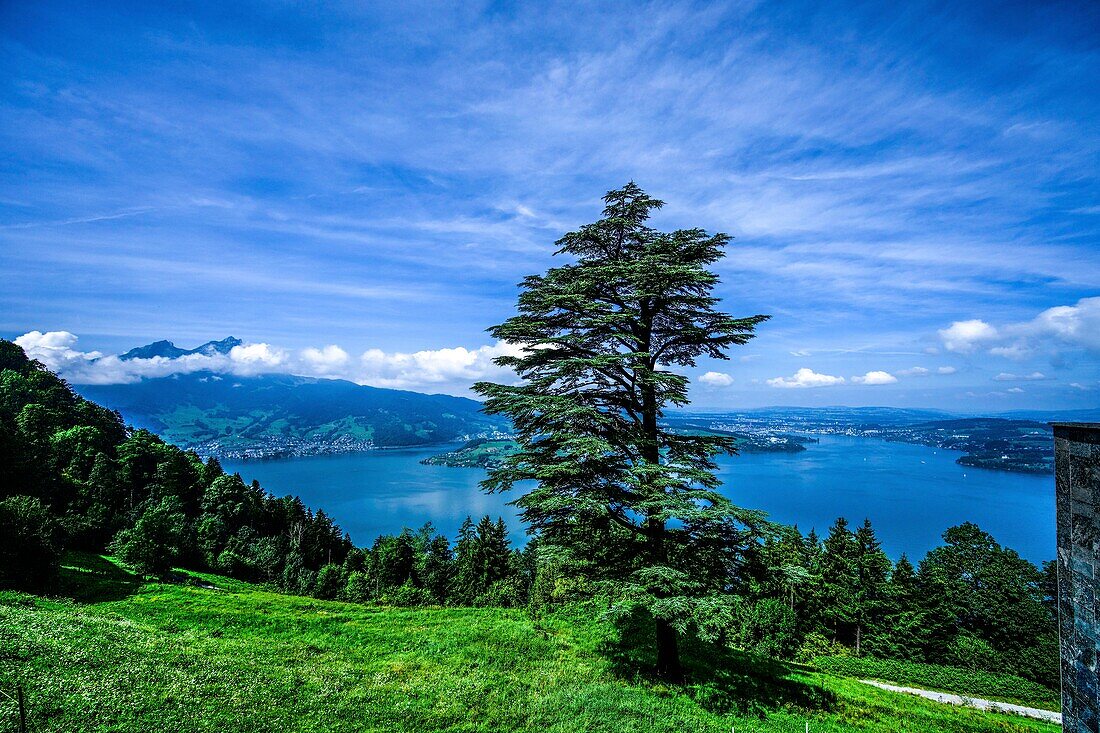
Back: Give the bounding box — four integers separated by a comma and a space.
451, 515, 478, 604
852, 518, 891, 655
878, 553, 925, 660
475, 183, 769, 679
816, 517, 859, 644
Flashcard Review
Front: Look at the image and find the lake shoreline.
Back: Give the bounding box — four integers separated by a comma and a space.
225, 434, 1055, 565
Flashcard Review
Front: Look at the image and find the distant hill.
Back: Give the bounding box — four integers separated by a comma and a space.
77, 371, 508, 459
995, 408, 1100, 423
674, 406, 957, 425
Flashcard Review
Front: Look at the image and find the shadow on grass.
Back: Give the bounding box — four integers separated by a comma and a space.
599, 607, 836, 718
57, 552, 142, 603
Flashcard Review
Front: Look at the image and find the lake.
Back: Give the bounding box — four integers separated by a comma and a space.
224, 435, 1055, 564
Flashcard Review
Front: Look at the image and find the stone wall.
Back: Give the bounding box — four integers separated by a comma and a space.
1054, 423, 1100, 733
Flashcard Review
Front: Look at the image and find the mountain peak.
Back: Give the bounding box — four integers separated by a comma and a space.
119, 339, 187, 361
194, 337, 242, 356
119, 337, 242, 361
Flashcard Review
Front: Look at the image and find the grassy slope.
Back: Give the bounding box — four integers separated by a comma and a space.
0, 555, 1058, 733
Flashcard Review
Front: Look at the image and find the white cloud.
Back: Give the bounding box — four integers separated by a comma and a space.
15, 330, 102, 367
301, 345, 350, 374
698, 371, 734, 387
13, 332, 232, 384
767, 368, 845, 389
229, 343, 287, 368
988, 343, 1031, 360
938, 319, 999, 353
1007, 387, 1024, 393
851, 370, 898, 385
939, 297, 1100, 359
10, 330, 521, 394
356, 342, 521, 391
1026, 298, 1100, 351
1070, 382, 1089, 390
899, 366, 956, 377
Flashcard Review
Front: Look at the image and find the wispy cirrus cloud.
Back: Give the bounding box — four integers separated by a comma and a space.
2, 1, 1099, 409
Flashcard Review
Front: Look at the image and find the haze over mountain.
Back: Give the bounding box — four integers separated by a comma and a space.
75, 338, 509, 458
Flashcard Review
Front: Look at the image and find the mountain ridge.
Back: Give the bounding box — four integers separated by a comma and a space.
76, 369, 508, 459
119, 336, 243, 361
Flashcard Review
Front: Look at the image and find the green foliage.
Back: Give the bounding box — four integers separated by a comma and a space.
916, 522, 1057, 688
313, 563, 347, 600
814, 517, 859, 642
378, 579, 435, 606
812, 655, 1059, 711
0, 495, 63, 591
736, 597, 800, 660
528, 557, 593, 618
109, 496, 188, 576
342, 570, 371, 602
946, 633, 1003, 672
474, 183, 769, 677
796, 632, 852, 663
732, 515, 1057, 700
452, 515, 520, 605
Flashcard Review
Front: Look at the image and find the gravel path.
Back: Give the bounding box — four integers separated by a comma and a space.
860, 680, 1062, 724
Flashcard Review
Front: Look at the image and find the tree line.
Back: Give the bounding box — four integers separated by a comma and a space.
733, 517, 1057, 690
0, 336, 1056, 692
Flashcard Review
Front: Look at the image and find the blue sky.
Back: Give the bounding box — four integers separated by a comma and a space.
2, 0, 1098, 410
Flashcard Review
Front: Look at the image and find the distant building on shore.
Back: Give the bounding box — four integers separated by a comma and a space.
1053, 423, 1099, 732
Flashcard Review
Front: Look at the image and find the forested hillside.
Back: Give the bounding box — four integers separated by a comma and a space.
0, 340, 352, 592
77, 370, 508, 459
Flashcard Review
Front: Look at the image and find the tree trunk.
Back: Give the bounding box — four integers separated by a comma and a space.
856, 624, 861, 656
639, 309, 682, 681
655, 618, 682, 681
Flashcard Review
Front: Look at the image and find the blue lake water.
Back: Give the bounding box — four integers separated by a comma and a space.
224, 435, 1055, 564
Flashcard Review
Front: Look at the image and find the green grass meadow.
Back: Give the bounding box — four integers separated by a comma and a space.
0, 554, 1059, 733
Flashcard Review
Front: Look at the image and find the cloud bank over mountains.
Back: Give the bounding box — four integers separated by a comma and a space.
14, 331, 521, 394
12, 284, 1099, 403
8, 331, 949, 398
